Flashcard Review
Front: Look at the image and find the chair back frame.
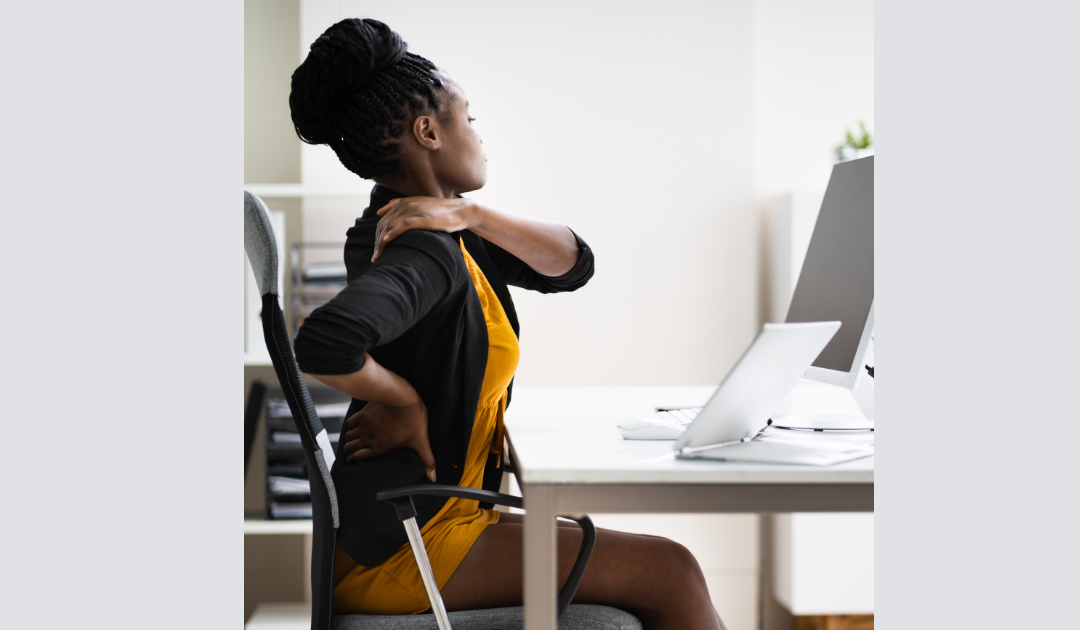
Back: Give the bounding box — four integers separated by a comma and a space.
246, 191, 339, 630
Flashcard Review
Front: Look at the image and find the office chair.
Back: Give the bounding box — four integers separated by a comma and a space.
245, 192, 642, 630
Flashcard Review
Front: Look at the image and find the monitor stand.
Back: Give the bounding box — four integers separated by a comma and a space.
770, 372, 874, 430
772, 413, 873, 431
851, 369, 874, 419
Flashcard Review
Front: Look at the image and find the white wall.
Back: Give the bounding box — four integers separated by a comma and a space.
752, 0, 875, 325
297, 0, 874, 385
773, 513, 874, 615
301, 0, 758, 387
246, 0, 301, 184
752, 0, 875, 199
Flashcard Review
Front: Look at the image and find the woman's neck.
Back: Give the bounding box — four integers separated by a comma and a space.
376, 169, 454, 199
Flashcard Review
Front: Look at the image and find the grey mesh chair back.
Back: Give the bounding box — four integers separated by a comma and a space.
246, 191, 339, 630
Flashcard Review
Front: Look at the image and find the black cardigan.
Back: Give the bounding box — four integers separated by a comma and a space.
293, 185, 595, 566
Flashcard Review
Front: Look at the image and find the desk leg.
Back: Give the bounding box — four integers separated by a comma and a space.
523, 483, 557, 630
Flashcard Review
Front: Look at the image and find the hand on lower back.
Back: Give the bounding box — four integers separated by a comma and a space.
342, 398, 437, 482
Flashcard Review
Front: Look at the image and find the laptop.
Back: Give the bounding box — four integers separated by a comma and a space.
618, 321, 874, 465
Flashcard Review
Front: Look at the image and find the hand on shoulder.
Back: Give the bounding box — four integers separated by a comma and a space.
372, 196, 478, 262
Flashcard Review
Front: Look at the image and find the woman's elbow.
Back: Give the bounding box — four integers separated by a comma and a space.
292, 326, 320, 374
294, 322, 368, 375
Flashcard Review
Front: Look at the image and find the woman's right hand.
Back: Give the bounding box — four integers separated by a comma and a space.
341, 397, 437, 482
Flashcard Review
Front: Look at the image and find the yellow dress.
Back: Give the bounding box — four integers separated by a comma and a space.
332, 238, 520, 615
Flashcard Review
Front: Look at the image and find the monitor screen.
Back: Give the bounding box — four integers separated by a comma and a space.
785, 156, 874, 376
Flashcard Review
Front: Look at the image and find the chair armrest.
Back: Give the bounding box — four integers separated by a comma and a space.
376, 484, 523, 513
377, 484, 594, 619
557, 515, 596, 614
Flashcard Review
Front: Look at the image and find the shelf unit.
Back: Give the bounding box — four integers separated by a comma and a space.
245, 602, 310, 629
245, 183, 365, 525
244, 353, 273, 367
243, 183, 369, 623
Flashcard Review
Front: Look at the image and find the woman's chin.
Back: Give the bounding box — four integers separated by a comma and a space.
458, 178, 487, 195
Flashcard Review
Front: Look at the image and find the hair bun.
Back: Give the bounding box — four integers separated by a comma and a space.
290, 18, 408, 145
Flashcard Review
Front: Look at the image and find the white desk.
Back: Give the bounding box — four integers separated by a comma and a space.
504, 386, 874, 630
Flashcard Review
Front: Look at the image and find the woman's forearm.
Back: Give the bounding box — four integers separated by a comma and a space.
310, 353, 419, 407
467, 200, 580, 277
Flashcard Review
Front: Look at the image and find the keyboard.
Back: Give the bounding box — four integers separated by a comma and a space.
646, 407, 702, 425
617, 407, 705, 440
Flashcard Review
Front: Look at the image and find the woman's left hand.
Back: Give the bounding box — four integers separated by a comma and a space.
372, 197, 477, 262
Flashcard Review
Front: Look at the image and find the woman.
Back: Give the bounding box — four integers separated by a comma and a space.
291, 18, 725, 630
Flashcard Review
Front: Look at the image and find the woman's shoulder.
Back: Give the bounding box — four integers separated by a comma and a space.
344, 218, 464, 279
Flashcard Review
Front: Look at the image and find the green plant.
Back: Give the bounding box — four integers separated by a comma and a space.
838, 121, 873, 150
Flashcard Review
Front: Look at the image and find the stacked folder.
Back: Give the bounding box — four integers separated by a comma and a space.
265, 386, 351, 519
290, 243, 348, 334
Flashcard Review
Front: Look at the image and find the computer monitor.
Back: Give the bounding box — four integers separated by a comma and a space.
785, 155, 874, 390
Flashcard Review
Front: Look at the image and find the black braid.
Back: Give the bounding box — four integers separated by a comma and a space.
289, 19, 446, 179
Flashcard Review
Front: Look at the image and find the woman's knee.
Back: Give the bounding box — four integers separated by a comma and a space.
655, 537, 705, 581
598, 533, 702, 584
612, 535, 711, 612
622, 535, 710, 608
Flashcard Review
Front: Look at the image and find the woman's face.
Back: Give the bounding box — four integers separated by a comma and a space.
432, 80, 487, 195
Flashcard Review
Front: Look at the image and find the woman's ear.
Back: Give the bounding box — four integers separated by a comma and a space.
412, 115, 441, 151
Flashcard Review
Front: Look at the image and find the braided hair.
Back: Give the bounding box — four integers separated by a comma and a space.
289, 19, 446, 179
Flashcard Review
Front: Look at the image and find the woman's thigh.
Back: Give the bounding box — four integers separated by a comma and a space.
440, 512, 723, 629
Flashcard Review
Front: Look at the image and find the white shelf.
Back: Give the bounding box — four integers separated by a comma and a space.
244, 353, 273, 367
244, 518, 312, 535
244, 183, 371, 198
245, 602, 310, 629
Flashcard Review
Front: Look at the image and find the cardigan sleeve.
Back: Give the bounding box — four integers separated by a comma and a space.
481, 228, 595, 294
293, 239, 453, 375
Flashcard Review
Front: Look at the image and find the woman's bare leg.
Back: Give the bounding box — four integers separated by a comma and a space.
441, 512, 725, 630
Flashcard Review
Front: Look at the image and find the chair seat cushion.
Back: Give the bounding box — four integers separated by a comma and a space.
331, 604, 642, 630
